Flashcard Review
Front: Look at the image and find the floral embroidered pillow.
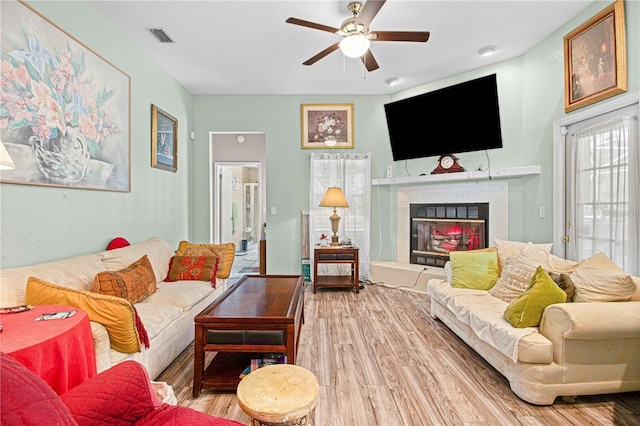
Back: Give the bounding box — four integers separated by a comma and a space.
175, 241, 235, 279
165, 256, 219, 287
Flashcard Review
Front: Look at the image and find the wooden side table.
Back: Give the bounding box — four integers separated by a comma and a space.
313, 245, 359, 294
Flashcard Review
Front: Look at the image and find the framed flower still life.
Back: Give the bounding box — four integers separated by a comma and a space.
301, 104, 354, 149
563, 0, 627, 113
151, 105, 178, 172
0, 0, 131, 191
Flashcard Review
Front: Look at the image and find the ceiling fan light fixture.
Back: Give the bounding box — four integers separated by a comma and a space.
478, 45, 497, 57
339, 33, 370, 58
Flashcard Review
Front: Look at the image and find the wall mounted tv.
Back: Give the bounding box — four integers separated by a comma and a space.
384, 74, 503, 161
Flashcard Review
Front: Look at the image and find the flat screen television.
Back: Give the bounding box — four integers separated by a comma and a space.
384, 74, 503, 161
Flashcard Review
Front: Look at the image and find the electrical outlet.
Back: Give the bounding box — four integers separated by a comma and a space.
539, 207, 545, 218
386, 166, 393, 178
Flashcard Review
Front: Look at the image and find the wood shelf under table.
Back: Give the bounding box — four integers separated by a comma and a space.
201, 352, 256, 391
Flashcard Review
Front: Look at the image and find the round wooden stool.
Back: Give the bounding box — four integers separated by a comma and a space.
237, 364, 319, 426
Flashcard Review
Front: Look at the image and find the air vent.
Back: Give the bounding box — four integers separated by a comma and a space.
146, 28, 174, 43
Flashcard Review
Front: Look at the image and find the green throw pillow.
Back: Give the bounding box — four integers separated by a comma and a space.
504, 266, 567, 328
449, 249, 499, 290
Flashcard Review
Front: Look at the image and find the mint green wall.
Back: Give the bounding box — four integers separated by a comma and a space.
0, 1, 193, 268
191, 1, 638, 273
190, 95, 390, 274
380, 0, 638, 259
1, 1, 637, 275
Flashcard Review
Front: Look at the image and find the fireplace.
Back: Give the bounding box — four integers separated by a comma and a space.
410, 203, 489, 267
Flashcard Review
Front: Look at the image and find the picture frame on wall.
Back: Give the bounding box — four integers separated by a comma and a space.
151, 105, 178, 172
563, 0, 626, 113
301, 104, 354, 149
0, 0, 131, 191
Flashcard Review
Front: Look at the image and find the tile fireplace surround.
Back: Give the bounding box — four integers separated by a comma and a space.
397, 181, 508, 263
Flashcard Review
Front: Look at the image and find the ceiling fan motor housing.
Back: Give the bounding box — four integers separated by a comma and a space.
340, 18, 368, 36
348, 2, 363, 16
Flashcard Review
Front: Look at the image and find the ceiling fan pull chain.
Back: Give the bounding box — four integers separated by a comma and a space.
343, 55, 347, 91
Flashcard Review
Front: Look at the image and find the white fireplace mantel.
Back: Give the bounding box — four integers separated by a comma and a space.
396, 180, 510, 263
372, 165, 541, 186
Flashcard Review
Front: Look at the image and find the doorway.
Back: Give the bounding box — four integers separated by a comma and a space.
215, 163, 261, 281
210, 133, 266, 283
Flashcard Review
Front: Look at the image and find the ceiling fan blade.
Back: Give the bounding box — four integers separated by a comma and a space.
370, 31, 430, 42
285, 17, 340, 34
303, 42, 341, 66
361, 50, 380, 72
356, 0, 386, 27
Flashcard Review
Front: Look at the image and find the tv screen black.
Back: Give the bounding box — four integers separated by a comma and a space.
384, 74, 503, 161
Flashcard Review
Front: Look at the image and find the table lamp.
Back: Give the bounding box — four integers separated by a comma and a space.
319, 187, 349, 246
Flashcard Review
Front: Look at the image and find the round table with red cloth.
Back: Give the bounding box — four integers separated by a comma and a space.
0, 304, 97, 394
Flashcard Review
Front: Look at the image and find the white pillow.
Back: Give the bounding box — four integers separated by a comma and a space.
494, 239, 552, 272
517, 244, 581, 274
571, 252, 636, 302
488, 256, 537, 303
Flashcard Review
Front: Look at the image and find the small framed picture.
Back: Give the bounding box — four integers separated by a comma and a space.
563, 0, 627, 112
301, 104, 354, 149
151, 105, 178, 172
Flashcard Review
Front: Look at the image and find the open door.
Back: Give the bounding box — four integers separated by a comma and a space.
219, 166, 233, 244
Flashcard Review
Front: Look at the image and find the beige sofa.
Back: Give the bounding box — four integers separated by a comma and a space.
427, 244, 640, 405
0, 237, 228, 379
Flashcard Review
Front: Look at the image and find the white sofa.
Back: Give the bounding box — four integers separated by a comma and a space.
0, 237, 227, 379
427, 248, 640, 405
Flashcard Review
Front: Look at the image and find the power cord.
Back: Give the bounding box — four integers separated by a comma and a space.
367, 267, 429, 290
476, 150, 492, 174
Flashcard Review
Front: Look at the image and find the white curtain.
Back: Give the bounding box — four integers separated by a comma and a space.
309, 152, 371, 280
568, 115, 639, 274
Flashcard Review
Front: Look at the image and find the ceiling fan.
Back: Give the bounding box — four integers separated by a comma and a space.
285, 0, 430, 72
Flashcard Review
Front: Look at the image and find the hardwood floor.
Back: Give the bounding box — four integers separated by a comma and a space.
157, 283, 640, 425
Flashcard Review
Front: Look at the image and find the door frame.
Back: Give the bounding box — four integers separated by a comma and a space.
212, 161, 262, 244
552, 92, 639, 258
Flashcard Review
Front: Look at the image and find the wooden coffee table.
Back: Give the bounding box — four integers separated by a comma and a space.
193, 274, 304, 396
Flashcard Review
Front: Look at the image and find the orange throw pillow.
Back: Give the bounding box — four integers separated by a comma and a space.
165, 256, 219, 287
93, 255, 156, 305
176, 241, 235, 279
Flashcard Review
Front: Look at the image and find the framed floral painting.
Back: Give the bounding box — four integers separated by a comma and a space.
301, 104, 354, 149
151, 105, 178, 172
563, 0, 627, 113
0, 0, 131, 191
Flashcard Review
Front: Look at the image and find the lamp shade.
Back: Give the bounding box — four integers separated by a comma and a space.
0, 140, 16, 171
319, 187, 349, 208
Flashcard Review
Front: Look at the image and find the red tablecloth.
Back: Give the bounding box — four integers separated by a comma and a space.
0, 304, 96, 394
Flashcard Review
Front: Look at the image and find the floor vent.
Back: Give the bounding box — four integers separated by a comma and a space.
147, 28, 174, 43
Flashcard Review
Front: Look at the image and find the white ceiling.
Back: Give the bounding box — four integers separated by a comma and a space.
91, 0, 595, 95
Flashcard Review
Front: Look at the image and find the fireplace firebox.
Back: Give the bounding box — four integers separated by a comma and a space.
410, 203, 489, 267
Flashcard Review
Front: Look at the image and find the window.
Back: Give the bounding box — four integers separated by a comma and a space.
309, 153, 371, 280
564, 106, 639, 274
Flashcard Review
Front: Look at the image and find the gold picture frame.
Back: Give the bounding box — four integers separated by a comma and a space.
301, 104, 354, 149
563, 0, 627, 113
151, 105, 178, 172
0, 0, 131, 191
